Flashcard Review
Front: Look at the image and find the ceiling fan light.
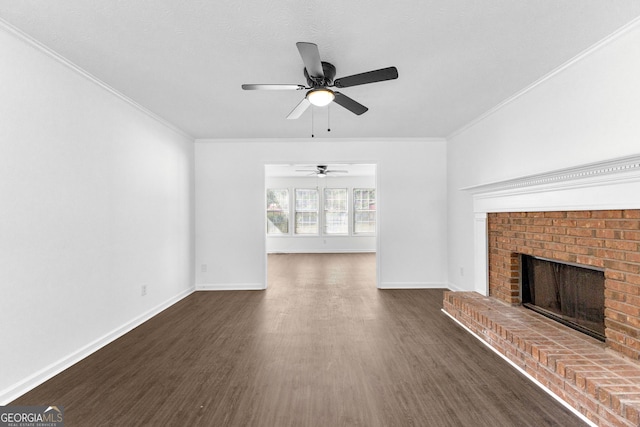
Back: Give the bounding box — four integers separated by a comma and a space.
307, 89, 335, 107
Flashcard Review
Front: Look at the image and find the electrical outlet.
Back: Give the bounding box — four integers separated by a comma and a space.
141, 285, 147, 296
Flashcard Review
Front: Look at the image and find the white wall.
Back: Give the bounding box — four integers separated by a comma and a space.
195, 138, 447, 290
447, 20, 640, 291
0, 26, 195, 402
266, 174, 376, 253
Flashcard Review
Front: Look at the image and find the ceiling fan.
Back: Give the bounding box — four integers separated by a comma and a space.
242, 42, 398, 119
295, 165, 348, 178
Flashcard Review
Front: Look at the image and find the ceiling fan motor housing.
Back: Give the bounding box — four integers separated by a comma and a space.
305, 62, 336, 87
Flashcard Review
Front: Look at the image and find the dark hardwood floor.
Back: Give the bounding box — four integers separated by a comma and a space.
13, 253, 586, 426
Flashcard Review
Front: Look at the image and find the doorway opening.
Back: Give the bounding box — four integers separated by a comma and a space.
264, 163, 378, 289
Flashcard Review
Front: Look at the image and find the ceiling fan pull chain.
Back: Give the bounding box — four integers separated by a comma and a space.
311, 107, 315, 138
327, 105, 331, 132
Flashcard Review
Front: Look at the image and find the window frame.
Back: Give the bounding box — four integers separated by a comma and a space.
294, 188, 320, 235
353, 188, 376, 235
266, 188, 291, 236
323, 188, 349, 235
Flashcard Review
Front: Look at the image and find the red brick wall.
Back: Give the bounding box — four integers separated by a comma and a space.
488, 210, 640, 360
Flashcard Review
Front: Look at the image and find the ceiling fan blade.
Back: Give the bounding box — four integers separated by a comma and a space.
327, 170, 348, 173
296, 42, 324, 79
286, 98, 311, 120
242, 84, 306, 90
333, 92, 368, 115
334, 66, 398, 88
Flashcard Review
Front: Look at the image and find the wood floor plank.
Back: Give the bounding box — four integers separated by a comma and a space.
12, 253, 586, 426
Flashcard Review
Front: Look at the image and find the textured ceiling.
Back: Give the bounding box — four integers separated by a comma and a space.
2, 1, 640, 139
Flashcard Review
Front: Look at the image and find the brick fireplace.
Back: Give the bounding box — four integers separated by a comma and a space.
444, 210, 640, 426
488, 209, 640, 360
443, 155, 640, 426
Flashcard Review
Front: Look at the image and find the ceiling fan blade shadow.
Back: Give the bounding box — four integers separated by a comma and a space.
334, 67, 398, 88
286, 98, 311, 119
333, 92, 368, 115
242, 84, 306, 90
296, 42, 324, 79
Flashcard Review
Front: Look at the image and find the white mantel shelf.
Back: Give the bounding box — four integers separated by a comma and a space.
463, 153, 640, 213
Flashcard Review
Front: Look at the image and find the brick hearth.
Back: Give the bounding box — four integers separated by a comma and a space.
444, 209, 640, 426
443, 292, 640, 426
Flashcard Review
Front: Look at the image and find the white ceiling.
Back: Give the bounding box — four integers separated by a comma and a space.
2, 1, 640, 139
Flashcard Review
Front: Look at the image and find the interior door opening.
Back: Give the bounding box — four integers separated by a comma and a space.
264, 163, 378, 289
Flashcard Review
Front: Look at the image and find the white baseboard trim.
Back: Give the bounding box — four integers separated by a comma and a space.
441, 309, 596, 427
378, 282, 448, 289
196, 283, 265, 291
0, 287, 195, 405
445, 282, 465, 292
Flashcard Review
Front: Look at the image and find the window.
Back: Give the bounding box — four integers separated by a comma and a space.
295, 189, 319, 234
354, 188, 376, 233
267, 186, 376, 237
324, 188, 348, 234
266, 189, 289, 234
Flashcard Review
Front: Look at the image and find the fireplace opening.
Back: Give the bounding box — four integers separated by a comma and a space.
521, 255, 605, 341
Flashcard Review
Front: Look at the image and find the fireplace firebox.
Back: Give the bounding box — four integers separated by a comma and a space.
520, 255, 605, 341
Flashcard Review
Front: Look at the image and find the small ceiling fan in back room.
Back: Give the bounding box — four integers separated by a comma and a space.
242, 42, 398, 120
295, 165, 348, 177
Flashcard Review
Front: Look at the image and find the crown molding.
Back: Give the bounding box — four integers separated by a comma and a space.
0, 17, 193, 141
447, 15, 640, 140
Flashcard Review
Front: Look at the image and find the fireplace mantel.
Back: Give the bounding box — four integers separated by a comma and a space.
464, 154, 640, 296
463, 153, 640, 208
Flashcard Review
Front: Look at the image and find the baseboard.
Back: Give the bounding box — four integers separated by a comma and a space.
196, 283, 265, 291
0, 287, 195, 405
378, 282, 448, 289
446, 282, 465, 292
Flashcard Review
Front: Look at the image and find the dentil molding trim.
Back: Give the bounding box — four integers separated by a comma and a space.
463, 154, 640, 195
462, 154, 640, 213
